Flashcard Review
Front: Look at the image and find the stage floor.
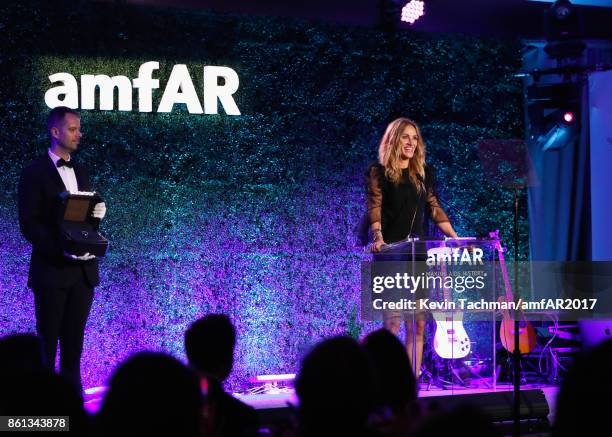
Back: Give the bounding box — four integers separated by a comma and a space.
84, 382, 560, 424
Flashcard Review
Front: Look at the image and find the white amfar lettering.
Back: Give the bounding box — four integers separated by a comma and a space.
81, 74, 133, 111
203, 66, 241, 115
157, 64, 204, 114
45, 73, 79, 108
132, 61, 160, 112
44, 61, 241, 116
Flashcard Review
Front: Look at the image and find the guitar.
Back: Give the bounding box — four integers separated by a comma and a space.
430, 246, 471, 359
491, 230, 537, 354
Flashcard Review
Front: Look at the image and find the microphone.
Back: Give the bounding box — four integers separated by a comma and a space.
431, 195, 489, 238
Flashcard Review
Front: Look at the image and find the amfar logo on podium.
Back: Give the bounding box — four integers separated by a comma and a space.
44, 61, 241, 115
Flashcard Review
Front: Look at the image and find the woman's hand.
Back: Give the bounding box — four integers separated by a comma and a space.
370, 229, 385, 252
370, 238, 386, 253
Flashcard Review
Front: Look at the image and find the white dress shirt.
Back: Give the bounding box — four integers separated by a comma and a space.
48, 149, 79, 193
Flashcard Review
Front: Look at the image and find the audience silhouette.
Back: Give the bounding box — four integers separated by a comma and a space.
363, 328, 419, 436
0, 333, 90, 433
5, 317, 595, 436
553, 339, 612, 437
95, 352, 202, 437
185, 314, 259, 436
295, 335, 377, 436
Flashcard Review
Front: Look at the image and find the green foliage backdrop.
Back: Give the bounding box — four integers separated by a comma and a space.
0, 0, 526, 389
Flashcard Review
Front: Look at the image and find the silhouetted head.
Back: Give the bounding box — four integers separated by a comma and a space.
0, 368, 89, 432
554, 339, 612, 437
185, 314, 236, 381
295, 336, 377, 436
362, 328, 417, 413
0, 333, 48, 373
96, 352, 202, 437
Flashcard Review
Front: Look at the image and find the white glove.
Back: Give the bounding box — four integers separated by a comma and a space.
92, 202, 106, 219
65, 252, 96, 261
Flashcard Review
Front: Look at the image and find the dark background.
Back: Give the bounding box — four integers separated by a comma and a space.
99, 0, 612, 38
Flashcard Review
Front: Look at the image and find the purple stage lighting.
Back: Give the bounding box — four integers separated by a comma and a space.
401, 0, 425, 24
563, 111, 575, 123
252, 374, 296, 383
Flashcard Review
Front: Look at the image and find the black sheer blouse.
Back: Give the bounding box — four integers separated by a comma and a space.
366, 164, 450, 243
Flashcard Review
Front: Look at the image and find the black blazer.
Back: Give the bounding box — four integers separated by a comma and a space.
18, 154, 100, 290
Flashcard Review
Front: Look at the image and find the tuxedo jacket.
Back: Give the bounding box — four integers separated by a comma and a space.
18, 154, 100, 290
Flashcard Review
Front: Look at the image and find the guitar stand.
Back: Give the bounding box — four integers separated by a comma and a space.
446, 361, 468, 387
421, 358, 471, 390
451, 358, 493, 389
420, 366, 452, 390
419, 346, 452, 390
422, 345, 494, 390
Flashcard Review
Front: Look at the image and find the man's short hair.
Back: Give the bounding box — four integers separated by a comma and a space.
47, 106, 80, 135
184, 314, 236, 381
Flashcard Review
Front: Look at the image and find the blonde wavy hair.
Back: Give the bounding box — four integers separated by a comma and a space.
378, 117, 426, 192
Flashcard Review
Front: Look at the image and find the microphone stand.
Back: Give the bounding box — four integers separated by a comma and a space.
512, 184, 524, 437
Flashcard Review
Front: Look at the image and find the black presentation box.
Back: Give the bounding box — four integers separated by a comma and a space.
58, 191, 109, 257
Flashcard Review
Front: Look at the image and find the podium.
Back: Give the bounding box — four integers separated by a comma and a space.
364, 236, 502, 390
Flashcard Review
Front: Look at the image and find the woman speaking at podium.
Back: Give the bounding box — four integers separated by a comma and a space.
366, 117, 458, 376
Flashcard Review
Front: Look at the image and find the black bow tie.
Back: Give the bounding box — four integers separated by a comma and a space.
57, 158, 74, 169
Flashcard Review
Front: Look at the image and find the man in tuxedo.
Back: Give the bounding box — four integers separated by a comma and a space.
18, 106, 106, 393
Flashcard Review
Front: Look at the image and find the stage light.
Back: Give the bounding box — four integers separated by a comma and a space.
252, 373, 296, 382
552, 0, 573, 21
537, 109, 579, 151
562, 111, 575, 123
245, 374, 296, 395
544, 0, 586, 59
401, 0, 425, 24
526, 81, 581, 151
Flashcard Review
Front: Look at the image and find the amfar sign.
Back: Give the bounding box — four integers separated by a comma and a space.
44, 61, 241, 115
